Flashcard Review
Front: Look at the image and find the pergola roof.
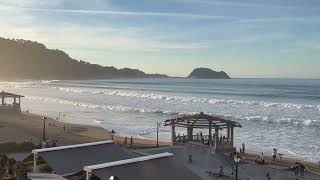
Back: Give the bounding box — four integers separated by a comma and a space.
164, 112, 241, 129
1, 91, 24, 98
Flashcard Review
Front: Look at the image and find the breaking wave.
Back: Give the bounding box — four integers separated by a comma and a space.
26, 96, 196, 116
0, 80, 60, 88
26, 96, 320, 128
53, 87, 320, 111
242, 115, 320, 127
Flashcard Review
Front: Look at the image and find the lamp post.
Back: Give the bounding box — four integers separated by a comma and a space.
156, 122, 161, 148
42, 116, 47, 141
233, 154, 241, 180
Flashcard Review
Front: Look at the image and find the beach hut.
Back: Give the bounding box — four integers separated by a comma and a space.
83, 152, 201, 180
32, 141, 133, 177
0, 91, 24, 113
164, 112, 241, 152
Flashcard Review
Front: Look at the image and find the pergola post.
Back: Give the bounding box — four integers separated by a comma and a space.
187, 126, 193, 141
33, 154, 38, 172
227, 125, 230, 139
171, 120, 176, 145
231, 126, 234, 147
208, 120, 212, 146
187, 120, 193, 141
1, 91, 4, 106
215, 127, 219, 149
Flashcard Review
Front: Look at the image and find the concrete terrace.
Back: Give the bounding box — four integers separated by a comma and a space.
134, 143, 320, 180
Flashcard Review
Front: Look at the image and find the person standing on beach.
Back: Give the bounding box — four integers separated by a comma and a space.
260, 153, 265, 165
188, 154, 192, 163
130, 136, 133, 148
242, 143, 245, 154
273, 148, 278, 159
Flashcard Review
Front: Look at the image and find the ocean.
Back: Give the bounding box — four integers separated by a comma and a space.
1, 78, 320, 161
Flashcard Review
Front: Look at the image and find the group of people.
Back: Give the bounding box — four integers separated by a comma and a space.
123, 136, 134, 148
255, 148, 281, 165
219, 135, 230, 144
206, 166, 224, 177
41, 139, 58, 148
176, 133, 187, 143
255, 153, 266, 165
177, 132, 233, 147
291, 162, 310, 176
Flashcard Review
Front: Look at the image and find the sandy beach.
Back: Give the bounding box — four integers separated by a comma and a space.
1, 112, 320, 179
0, 113, 170, 148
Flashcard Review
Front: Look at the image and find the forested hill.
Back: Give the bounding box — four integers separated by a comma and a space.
0, 37, 168, 80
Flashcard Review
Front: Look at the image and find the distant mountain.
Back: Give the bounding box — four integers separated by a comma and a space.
0, 37, 168, 80
188, 68, 231, 79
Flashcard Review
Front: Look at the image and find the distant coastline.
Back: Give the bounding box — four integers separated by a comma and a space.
0, 37, 230, 80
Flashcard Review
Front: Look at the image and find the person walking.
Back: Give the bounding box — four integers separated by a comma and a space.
242, 143, 245, 154
273, 148, 278, 159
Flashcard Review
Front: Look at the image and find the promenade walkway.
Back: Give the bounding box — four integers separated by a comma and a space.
135, 143, 320, 180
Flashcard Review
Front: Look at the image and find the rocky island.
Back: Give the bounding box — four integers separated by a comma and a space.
188, 68, 231, 79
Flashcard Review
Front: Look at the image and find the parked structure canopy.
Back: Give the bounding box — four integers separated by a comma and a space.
32, 141, 132, 176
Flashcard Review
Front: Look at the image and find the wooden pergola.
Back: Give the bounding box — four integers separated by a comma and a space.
0, 91, 24, 113
164, 112, 241, 151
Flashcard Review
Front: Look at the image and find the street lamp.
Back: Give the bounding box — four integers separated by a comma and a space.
233, 154, 241, 180
42, 116, 47, 141
156, 122, 161, 148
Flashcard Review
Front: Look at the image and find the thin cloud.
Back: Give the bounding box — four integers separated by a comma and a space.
235, 17, 320, 24
176, 0, 317, 9
0, 6, 232, 20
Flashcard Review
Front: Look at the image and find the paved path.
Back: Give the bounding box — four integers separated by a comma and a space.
135, 143, 320, 180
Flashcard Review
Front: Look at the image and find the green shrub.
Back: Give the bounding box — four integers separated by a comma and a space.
0, 142, 38, 153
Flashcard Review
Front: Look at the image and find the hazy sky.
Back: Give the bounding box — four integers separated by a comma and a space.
0, 0, 319, 78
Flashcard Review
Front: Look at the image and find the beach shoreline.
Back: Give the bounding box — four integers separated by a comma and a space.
1, 112, 319, 175
0, 113, 170, 147
0, 112, 170, 149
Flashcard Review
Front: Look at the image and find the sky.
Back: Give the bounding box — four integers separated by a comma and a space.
0, 0, 319, 78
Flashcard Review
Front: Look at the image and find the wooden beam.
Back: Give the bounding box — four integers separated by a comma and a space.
171, 119, 176, 145
1, 91, 4, 106
231, 127, 234, 147
208, 120, 212, 146
215, 127, 219, 150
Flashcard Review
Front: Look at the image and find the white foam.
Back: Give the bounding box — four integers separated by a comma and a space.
25, 96, 195, 116
25, 95, 320, 128
52, 87, 320, 112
